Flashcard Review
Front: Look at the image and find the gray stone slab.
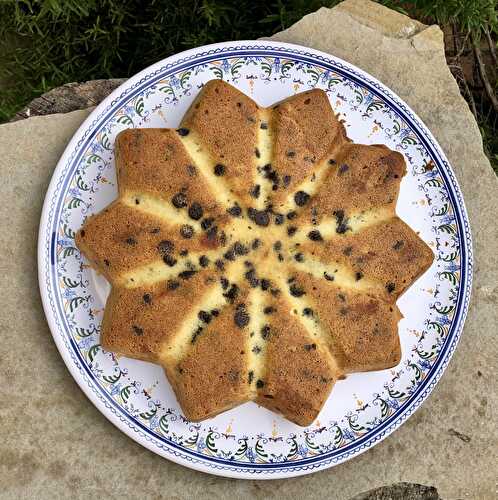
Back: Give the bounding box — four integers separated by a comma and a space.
0, 0, 496, 498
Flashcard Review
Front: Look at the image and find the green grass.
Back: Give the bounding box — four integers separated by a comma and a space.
0, 0, 496, 172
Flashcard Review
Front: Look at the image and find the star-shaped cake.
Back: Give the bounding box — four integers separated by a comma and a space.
76, 80, 433, 426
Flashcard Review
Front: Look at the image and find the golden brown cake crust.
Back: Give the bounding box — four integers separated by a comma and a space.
181, 79, 260, 206
116, 128, 218, 207
75, 79, 434, 426
271, 89, 349, 208
168, 284, 253, 421
255, 291, 341, 427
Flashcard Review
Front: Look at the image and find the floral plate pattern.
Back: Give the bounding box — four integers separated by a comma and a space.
38, 41, 472, 479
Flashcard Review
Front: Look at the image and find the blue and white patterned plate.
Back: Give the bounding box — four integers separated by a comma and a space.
38, 41, 472, 478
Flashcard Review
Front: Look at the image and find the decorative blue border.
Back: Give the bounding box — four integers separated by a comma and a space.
38, 42, 473, 477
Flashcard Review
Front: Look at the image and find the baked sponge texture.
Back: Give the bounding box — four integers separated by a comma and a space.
76, 80, 433, 426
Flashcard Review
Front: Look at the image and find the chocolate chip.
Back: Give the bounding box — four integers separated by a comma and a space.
234, 304, 250, 328
303, 307, 313, 317
172, 192, 188, 208
157, 240, 174, 255
187, 164, 197, 176
234, 242, 249, 256
287, 226, 297, 236
214, 164, 226, 176
252, 345, 261, 354
324, 272, 334, 281
337, 223, 349, 234
104, 259, 110, 266
278, 253, 284, 262
163, 254, 177, 267
198, 310, 211, 323
179, 249, 189, 256
260, 122, 268, 130
135, 199, 140, 205
176, 128, 189, 136
304, 98, 311, 105
260, 279, 270, 291
150, 227, 160, 234
260, 325, 271, 340
227, 204, 242, 217
273, 241, 282, 251
143, 294, 151, 304
308, 230, 323, 241
287, 211, 297, 220
167, 280, 180, 290
355, 271, 363, 281
270, 288, 281, 297
180, 224, 194, 239
294, 191, 310, 207
220, 277, 229, 289
224, 248, 235, 261
262, 165, 280, 190
191, 326, 203, 344
245, 269, 260, 288
251, 238, 261, 250
216, 259, 225, 271
132, 325, 143, 336
274, 214, 284, 225
286, 150, 296, 158
188, 202, 203, 220
304, 343, 316, 351
393, 240, 404, 250
294, 253, 304, 263
328, 159, 336, 166
386, 282, 396, 293
80, 230, 85, 237
256, 379, 265, 389
211, 309, 219, 317
338, 293, 346, 302
250, 184, 261, 199
290, 283, 305, 297
252, 210, 270, 227
264, 306, 276, 315
199, 255, 209, 267
333, 209, 345, 224
223, 284, 239, 303
255, 148, 261, 158
283, 175, 292, 187
125, 237, 137, 245
179, 270, 196, 280
248, 371, 254, 384
201, 217, 214, 230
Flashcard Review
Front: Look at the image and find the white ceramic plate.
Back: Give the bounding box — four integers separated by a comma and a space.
38, 41, 472, 478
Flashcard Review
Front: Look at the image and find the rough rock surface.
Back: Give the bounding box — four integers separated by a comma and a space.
12, 79, 126, 121
0, 0, 496, 498
351, 482, 441, 500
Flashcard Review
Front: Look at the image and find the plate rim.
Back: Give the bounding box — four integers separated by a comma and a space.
38, 39, 473, 479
